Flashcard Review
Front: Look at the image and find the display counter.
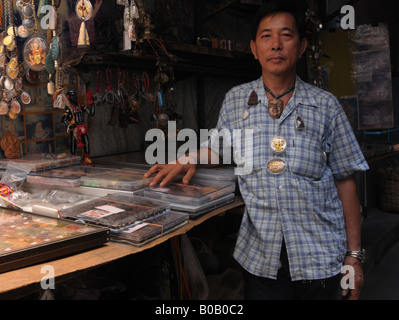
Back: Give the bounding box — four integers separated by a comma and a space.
0, 196, 243, 299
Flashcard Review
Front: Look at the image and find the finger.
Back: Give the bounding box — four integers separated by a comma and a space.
149, 170, 168, 187
159, 166, 182, 187
182, 166, 196, 184
144, 164, 163, 178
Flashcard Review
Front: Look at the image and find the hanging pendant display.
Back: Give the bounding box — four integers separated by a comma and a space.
0, 0, 30, 117
76, 0, 93, 48
23, 36, 49, 71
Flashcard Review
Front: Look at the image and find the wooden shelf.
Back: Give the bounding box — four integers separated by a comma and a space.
75, 41, 261, 77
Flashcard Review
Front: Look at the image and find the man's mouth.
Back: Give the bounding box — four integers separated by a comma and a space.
267, 55, 285, 62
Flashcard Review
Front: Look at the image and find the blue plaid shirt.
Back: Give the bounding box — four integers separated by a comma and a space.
206, 76, 369, 281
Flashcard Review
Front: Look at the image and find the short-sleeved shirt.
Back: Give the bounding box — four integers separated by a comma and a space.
203, 76, 369, 281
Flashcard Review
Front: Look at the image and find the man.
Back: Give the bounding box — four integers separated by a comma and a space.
145, 0, 368, 300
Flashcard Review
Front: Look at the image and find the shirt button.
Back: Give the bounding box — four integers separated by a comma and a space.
278, 185, 283, 190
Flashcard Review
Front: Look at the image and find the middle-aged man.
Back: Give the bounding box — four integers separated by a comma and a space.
145, 0, 369, 300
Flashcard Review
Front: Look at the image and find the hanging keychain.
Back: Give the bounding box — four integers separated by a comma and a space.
104, 68, 115, 104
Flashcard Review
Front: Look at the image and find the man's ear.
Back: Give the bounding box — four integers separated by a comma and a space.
299, 37, 308, 59
250, 40, 258, 60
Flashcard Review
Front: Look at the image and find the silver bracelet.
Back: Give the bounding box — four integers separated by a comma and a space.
345, 249, 366, 263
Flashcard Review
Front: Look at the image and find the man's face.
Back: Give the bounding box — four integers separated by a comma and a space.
251, 12, 307, 78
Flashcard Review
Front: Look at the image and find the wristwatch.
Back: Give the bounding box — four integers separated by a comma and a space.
345, 249, 366, 263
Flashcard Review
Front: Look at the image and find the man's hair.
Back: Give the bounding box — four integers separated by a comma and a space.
250, 0, 307, 40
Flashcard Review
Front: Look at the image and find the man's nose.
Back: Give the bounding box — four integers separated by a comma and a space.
271, 36, 282, 51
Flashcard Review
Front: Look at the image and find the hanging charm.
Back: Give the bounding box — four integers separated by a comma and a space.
270, 136, 287, 154
76, 0, 93, 48
295, 107, 305, 130
268, 99, 284, 119
267, 158, 287, 175
248, 90, 259, 106
296, 115, 305, 130
23, 36, 49, 71
242, 108, 250, 120
264, 84, 295, 119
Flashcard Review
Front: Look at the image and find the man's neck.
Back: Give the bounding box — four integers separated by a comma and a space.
262, 72, 297, 95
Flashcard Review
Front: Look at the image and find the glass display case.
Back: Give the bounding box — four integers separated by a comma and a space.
0, 208, 109, 274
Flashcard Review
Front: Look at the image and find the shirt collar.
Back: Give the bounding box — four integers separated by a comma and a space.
253, 75, 318, 108
291, 76, 318, 108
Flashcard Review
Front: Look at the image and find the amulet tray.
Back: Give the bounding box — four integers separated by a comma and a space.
59, 193, 170, 229
26, 166, 116, 187
143, 180, 235, 206
0, 208, 109, 274
112, 211, 189, 247
0, 154, 81, 172
80, 170, 151, 191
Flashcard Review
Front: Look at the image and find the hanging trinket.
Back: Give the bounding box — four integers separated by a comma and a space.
242, 108, 250, 121
117, 0, 132, 50
270, 136, 287, 154
129, 0, 139, 41
20, 0, 35, 32
0, 102, 8, 115
242, 90, 259, 120
267, 158, 287, 175
268, 99, 284, 119
248, 90, 259, 106
17, 25, 30, 38
21, 91, 32, 104
23, 36, 49, 71
76, 0, 93, 48
10, 99, 21, 114
264, 84, 295, 119
295, 107, 305, 130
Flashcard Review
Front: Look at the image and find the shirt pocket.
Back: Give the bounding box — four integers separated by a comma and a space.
289, 118, 327, 180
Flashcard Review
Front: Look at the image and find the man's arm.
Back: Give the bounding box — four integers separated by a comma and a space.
335, 175, 364, 300
144, 148, 222, 187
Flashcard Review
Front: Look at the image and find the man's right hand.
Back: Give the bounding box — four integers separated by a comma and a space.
144, 157, 197, 187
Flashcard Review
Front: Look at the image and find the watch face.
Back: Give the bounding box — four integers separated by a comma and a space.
76, 0, 93, 21
23, 36, 49, 71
